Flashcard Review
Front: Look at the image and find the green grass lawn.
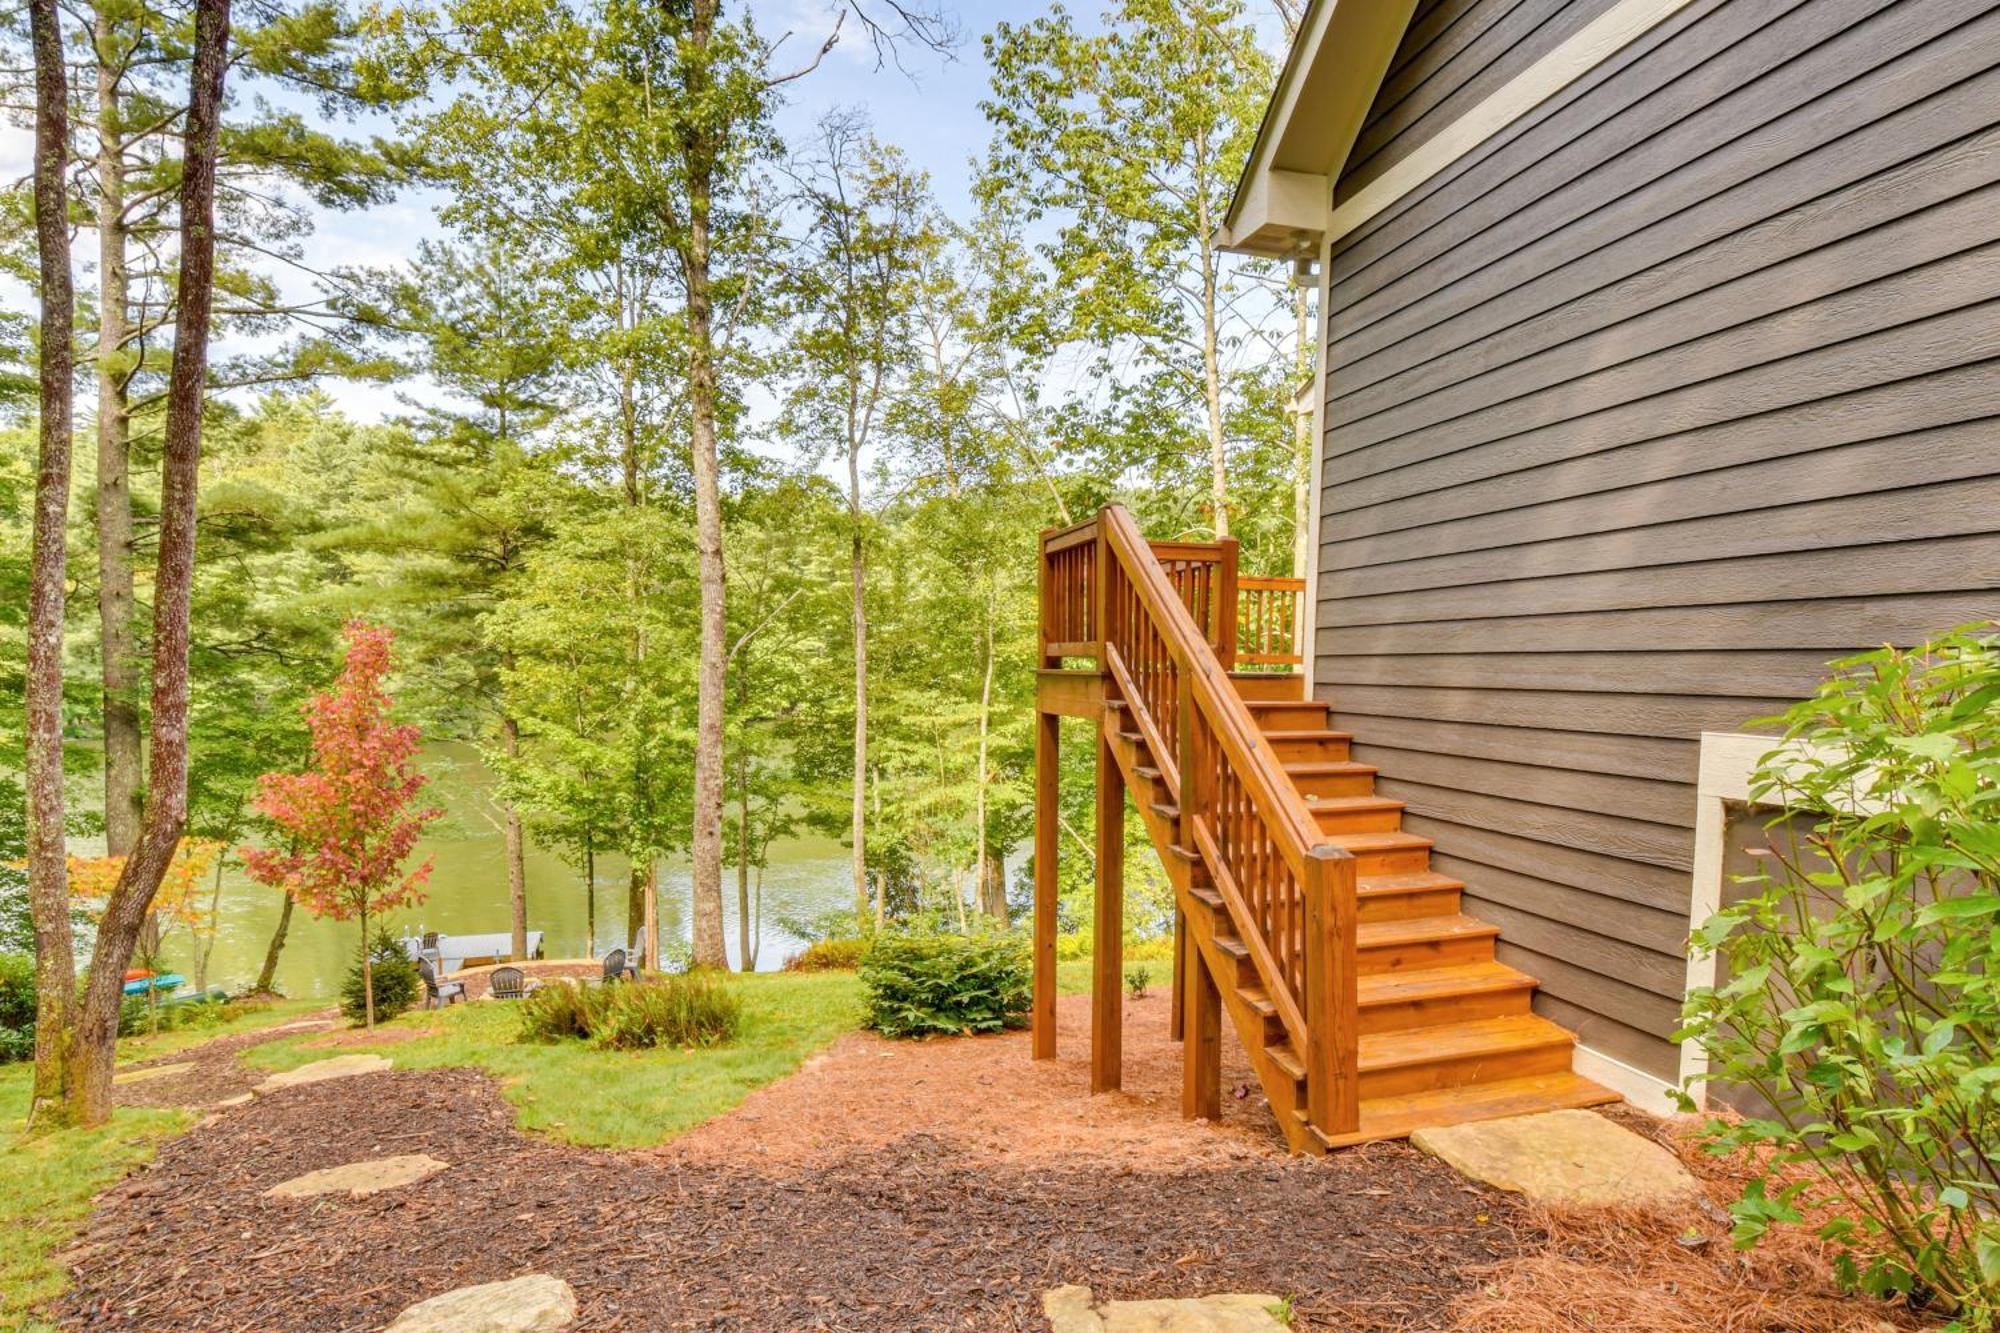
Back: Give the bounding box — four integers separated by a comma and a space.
0, 998, 322, 1330
241, 970, 867, 1149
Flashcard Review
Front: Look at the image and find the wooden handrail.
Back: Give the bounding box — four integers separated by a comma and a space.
1100, 508, 1320, 864
1041, 506, 1359, 1137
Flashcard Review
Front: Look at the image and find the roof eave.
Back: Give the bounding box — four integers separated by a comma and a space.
1218, 0, 1424, 257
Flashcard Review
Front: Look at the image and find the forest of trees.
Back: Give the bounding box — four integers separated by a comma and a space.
0, 0, 1314, 1120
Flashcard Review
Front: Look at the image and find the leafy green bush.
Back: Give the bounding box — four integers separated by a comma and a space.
1681, 627, 2000, 1324
783, 937, 867, 972
0, 952, 34, 1063
517, 974, 742, 1051
339, 928, 420, 1025
859, 928, 1029, 1038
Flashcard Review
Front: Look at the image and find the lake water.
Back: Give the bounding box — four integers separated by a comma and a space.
180, 743, 854, 998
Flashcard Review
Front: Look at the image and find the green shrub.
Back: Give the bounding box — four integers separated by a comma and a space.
859, 928, 1029, 1038
783, 937, 867, 972
1125, 965, 1150, 999
0, 952, 33, 1062
518, 974, 742, 1051
339, 928, 420, 1025
1681, 627, 2000, 1324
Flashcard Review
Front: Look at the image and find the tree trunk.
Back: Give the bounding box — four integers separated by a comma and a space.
63, 0, 231, 1126
25, 0, 80, 1131
194, 853, 225, 992
736, 752, 752, 972
684, 0, 728, 971
625, 863, 643, 952
981, 850, 1007, 921
975, 593, 1001, 922
501, 711, 527, 959
1194, 137, 1228, 540
359, 902, 374, 1029
256, 891, 294, 993
94, 25, 143, 858
641, 859, 658, 971
848, 437, 870, 931
584, 842, 596, 959
1291, 279, 1312, 583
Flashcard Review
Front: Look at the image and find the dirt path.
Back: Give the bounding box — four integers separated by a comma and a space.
54, 990, 1523, 1330
110, 1009, 340, 1109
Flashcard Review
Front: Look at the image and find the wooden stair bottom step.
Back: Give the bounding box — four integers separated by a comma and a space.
1317, 1070, 1622, 1149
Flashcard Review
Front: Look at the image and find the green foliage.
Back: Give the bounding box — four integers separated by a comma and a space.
516, 974, 742, 1051
1125, 964, 1149, 1000
0, 954, 32, 1063
859, 928, 1030, 1038
339, 930, 421, 1026
1680, 627, 2000, 1325
783, 937, 867, 972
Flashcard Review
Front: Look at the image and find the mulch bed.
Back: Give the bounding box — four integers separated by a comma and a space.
54, 990, 1524, 1330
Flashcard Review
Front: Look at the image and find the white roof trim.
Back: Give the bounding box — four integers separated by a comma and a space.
1218, 0, 1419, 257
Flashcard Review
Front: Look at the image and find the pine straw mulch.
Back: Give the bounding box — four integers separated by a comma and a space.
53, 989, 1520, 1331
1447, 1104, 1933, 1333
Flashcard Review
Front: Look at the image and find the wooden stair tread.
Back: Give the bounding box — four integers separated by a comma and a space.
1284, 761, 1377, 778
1259, 728, 1353, 743
1304, 795, 1405, 814
1359, 1014, 1573, 1072
1318, 1072, 1622, 1148
1133, 764, 1164, 782
1326, 830, 1433, 855
1358, 871, 1465, 898
1357, 960, 1536, 1008
1356, 913, 1498, 950
1236, 984, 1277, 1018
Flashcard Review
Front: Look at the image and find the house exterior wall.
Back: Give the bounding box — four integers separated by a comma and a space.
1314, 0, 2000, 1080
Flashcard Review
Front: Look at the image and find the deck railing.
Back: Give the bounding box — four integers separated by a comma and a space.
1238, 577, 1305, 668
1039, 507, 1358, 1138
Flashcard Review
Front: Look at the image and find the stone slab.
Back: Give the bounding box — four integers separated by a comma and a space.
253, 1053, 392, 1094
1044, 1285, 1290, 1332
113, 1061, 196, 1085
386, 1275, 577, 1333
1410, 1108, 1697, 1208
264, 1154, 450, 1200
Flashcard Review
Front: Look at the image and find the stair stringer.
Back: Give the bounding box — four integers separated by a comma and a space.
1102, 713, 1323, 1154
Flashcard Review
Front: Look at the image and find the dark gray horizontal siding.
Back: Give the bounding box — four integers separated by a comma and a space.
1314, 0, 2000, 1083
1342, 0, 1628, 200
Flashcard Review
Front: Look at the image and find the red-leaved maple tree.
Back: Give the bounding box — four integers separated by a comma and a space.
242, 621, 442, 1026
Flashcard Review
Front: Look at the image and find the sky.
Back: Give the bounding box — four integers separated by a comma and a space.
2, 1, 1291, 426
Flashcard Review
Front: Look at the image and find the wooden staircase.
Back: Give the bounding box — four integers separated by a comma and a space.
1036, 505, 1616, 1152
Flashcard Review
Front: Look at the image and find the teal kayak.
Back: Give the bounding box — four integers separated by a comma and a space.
122, 973, 184, 996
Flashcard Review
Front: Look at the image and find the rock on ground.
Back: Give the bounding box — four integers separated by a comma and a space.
1410, 1108, 1697, 1207
252, 1054, 392, 1094
264, 1154, 450, 1200
385, 1274, 577, 1333
1043, 1284, 1290, 1332
113, 1061, 196, 1085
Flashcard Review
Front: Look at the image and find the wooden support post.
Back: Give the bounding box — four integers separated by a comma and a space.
1092, 727, 1123, 1094
1304, 846, 1360, 1136
1169, 906, 1185, 1042
1182, 932, 1220, 1120
1033, 709, 1059, 1060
